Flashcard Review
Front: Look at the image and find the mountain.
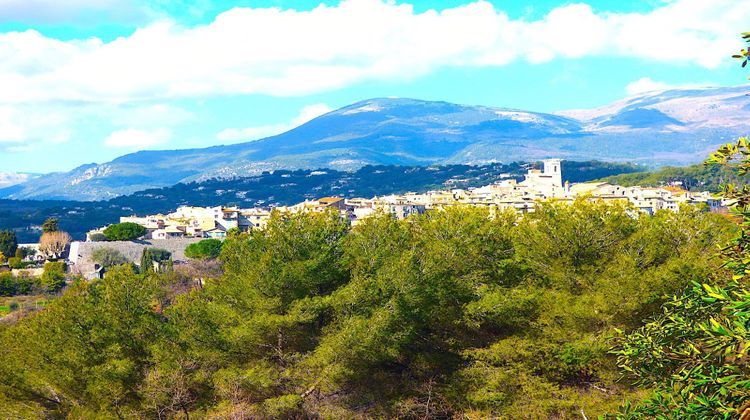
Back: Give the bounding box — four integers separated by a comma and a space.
3, 86, 750, 201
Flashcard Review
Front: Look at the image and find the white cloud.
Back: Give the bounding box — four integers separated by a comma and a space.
0, 104, 71, 145
0, 106, 26, 142
0, 0, 745, 104
104, 128, 171, 148
625, 77, 674, 95
107, 103, 194, 128
625, 77, 710, 96
217, 103, 332, 142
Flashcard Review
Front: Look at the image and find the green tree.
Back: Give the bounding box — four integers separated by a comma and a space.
0, 230, 17, 260
140, 248, 172, 274
103, 223, 147, 241
91, 247, 129, 269
0, 265, 164, 417
7, 257, 23, 269
41, 217, 59, 233
0, 200, 737, 417
41, 261, 66, 293
611, 139, 750, 418
184, 239, 223, 260
89, 233, 108, 242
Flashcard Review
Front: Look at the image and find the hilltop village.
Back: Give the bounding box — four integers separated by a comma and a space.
86, 159, 727, 242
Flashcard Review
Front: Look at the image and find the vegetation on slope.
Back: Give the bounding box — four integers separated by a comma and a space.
0, 199, 734, 418
602, 162, 750, 192
611, 136, 750, 417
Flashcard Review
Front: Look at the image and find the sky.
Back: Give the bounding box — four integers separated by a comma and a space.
0, 0, 748, 173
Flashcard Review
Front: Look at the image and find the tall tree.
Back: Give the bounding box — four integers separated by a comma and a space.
41, 218, 59, 233
0, 230, 17, 259
39, 231, 71, 260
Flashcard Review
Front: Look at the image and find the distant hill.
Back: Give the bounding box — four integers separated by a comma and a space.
0, 161, 640, 242
602, 162, 750, 192
3, 86, 749, 201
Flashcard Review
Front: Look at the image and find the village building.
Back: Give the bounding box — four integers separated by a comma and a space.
87, 159, 730, 240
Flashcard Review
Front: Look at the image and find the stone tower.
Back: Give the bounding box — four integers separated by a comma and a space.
542, 159, 562, 187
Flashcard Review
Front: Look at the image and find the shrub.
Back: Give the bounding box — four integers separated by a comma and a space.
89, 233, 109, 242
7, 257, 23, 269
91, 247, 129, 268
41, 261, 66, 293
8, 301, 19, 311
185, 239, 223, 260
19, 246, 36, 259
0, 272, 16, 296
103, 223, 147, 241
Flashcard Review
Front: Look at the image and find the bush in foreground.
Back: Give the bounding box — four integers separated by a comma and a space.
0, 201, 735, 418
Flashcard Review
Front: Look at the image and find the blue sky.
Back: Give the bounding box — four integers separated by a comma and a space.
0, 0, 747, 173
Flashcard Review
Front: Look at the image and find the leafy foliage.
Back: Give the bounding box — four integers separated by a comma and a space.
732, 32, 750, 72
184, 239, 223, 260
0, 272, 41, 296
40, 262, 66, 293
41, 218, 59, 233
603, 161, 750, 192
91, 247, 129, 269
140, 248, 172, 274
611, 137, 750, 417
0, 200, 732, 418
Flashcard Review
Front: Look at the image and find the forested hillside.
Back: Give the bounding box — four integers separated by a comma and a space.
0, 200, 735, 418
603, 162, 750, 192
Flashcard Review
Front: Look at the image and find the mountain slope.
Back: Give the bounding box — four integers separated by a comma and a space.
4, 87, 750, 201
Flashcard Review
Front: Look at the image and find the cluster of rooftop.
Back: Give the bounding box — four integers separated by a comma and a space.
88, 159, 728, 241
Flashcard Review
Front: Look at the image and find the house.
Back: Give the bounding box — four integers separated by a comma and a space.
205, 225, 228, 239
152, 225, 186, 240
316, 197, 347, 211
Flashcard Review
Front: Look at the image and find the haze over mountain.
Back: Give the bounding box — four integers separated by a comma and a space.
0, 172, 39, 189
3, 85, 749, 201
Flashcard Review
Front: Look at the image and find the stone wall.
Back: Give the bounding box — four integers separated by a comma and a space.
68, 238, 205, 274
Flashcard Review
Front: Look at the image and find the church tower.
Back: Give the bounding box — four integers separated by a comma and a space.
542, 159, 562, 187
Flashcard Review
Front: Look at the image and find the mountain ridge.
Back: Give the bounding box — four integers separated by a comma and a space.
4, 86, 750, 201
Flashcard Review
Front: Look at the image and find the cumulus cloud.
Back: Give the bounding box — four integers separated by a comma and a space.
0, 0, 746, 104
0, 104, 71, 145
0, 106, 25, 142
104, 128, 171, 148
217, 103, 333, 142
